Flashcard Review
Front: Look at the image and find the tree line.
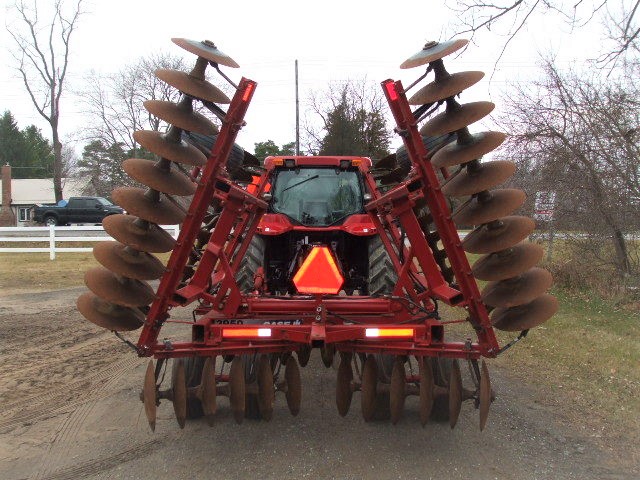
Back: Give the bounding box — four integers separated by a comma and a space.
4, 0, 639, 286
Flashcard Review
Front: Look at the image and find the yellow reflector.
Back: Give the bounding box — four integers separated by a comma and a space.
223, 328, 272, 338
365, 328, 414, 338
352, 159, 362, 166
272, 158, 284, 165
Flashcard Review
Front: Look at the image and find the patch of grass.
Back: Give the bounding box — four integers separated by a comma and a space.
0, 251, 170, 292
493, 287, 640, 437
0, 252, 100, 291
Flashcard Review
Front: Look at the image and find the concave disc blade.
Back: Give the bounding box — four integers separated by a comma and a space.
112, 187, 186, 225
229, 356, 245, 424
449, 359, 463, 429
373, 153, 396, 169
442, 160, 516, 197
336, 355, 353, 417
144, 100, 218, 136
409, 71, 485, 105
285, 356, 302, 416
201, 356, 217, 424
257, 355, 275, 421
361, 355, 378, 422
93, 242, 165, 280
172, 359, 187, 429
103, 215, 176, 253
76, 292, 144, 331
84, 267, 155, 307
420, 101, 495, 137
453, 189, 526, 225
472, 243, 544, 281
479, 360, 491, 431
321, 344, 335, 368
463, 216, 536, 254
482, 267, 553, 308
155, 69, 231, 104
296, 346, 311, 367
432, 131, 507, 168
418, 357, 434, 426
143, 360, 157, 432
400, 39, 468, 69
122, 158, 197, 196
491, 293, 559, 331
133, 130, 206, 167
171, 38, 240, 68
390, 358, 406, 425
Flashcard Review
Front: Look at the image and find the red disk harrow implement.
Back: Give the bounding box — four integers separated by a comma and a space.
78, 37, 558, 431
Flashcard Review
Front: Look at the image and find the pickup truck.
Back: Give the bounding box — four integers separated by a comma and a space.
33, 197, 124, 226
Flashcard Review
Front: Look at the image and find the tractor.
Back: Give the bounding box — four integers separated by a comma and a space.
77, 37, 557, 431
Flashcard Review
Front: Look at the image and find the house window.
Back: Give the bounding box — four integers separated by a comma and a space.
18, 207, 31, 222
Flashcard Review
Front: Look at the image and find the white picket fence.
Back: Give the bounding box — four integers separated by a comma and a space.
0, 225, 180, 260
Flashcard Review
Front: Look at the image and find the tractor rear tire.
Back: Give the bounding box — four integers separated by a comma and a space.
236, 235, 266, 292
367, 235, 398, 296
367, 236, 399, 419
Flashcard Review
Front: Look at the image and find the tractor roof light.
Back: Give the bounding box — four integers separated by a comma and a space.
293, 246, 344, 294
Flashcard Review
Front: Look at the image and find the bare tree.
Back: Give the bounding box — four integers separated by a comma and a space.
448, 0, 638, 65
80, 53, 187, 154
303, 78, 391, 159
7, 0, 83, 202
498, 57, 639, 279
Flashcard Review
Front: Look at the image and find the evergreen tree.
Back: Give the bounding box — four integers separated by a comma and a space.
77, 140, 133, 197
254, 140, 297, 162
0, 110, 54, 179
307, 80, 391, 159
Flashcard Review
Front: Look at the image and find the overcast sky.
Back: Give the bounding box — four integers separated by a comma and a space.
0, 0, 608, 156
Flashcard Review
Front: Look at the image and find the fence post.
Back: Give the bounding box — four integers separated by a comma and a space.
49, 224, 56, 260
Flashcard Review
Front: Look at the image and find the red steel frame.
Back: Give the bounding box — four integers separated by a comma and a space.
135, 76, 502, 362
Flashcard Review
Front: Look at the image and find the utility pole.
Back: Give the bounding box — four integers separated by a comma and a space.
295, 59, 300, 155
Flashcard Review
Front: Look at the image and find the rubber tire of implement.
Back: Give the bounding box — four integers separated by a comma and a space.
183, 132, 246, 180
172, 357, 205, 419
430, 357, 452, 422
395, 133, 456, 176
236, 235, 266, 292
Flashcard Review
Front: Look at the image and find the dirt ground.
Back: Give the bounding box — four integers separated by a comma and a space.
0, 286, 637, 480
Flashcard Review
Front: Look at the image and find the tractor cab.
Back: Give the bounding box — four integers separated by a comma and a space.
263, 156, 371, 227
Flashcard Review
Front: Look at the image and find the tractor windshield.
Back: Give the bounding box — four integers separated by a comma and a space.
271, 167, 363, 226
